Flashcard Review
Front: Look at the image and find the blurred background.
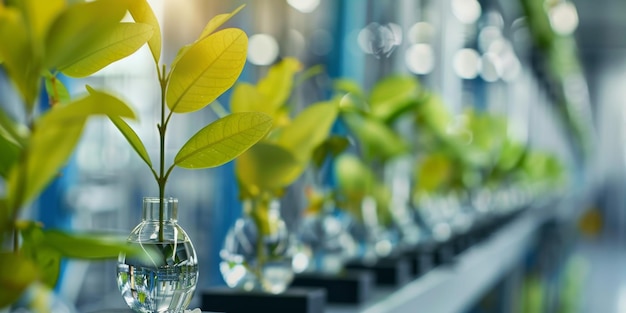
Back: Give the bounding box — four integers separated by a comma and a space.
2, 0, 626, 312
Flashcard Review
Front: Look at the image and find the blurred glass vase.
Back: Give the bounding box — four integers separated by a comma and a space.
117, 197, 199, 313
297, 190, 357, 274
220, 198, 294, 294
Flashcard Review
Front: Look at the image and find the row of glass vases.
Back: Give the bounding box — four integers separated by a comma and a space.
117, 181, 538, 312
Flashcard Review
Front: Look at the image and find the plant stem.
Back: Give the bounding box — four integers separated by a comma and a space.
13, 227, 18, 253
250, 200, 266, 285
158, 65, 167, 242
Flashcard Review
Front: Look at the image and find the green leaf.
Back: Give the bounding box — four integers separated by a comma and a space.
0, 199, 8, 236
342, 112, 407, 161
311, 136, 349, 169
277, 101, 338, 162
333, 78, 365, 99
0, 253, 37, 308
19, 222, 61, 288
7, 89, 136, 208
128, 0, 161, 64
44, 0, 128, 69
415, 94, 452, 136
256, 57, 302, 114
170, 4, 246, 68
230, 82, 268, 113
0, 133, 20, 178
41, 86, 135, 124
0, 107, 27, 147
41, 230, 148, 260
15, 0, 65, 42
109, 116, 152, 168
166, 28, 248, 113
334, 153, 376, 217
59, 22, 154, 78
175, 112, 272, 169
236, 142, 303, 195
369, 75, 420, 123
198, 4, 245, 40
44, 74, 70, 105
0, 6, 40, 108
414, 153, 452, 193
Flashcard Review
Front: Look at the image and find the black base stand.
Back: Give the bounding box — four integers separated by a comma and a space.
291, 270, 375, 304
432, 241, 455, 265
401, 244, 434, 277
201, 287, 326, 313
344, 255, 412, 286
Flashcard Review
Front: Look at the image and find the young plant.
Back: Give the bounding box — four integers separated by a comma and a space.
333, 75, 422, 224
227, 58, 339, 280
106, 2, 272, 241
234, 59, 338, 217
0, 0, 159, 308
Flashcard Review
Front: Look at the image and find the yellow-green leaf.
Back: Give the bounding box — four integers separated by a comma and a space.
17, 0, 65, 43
333, 78, 365, 99
0, 107, 27, 147
128, 0, 161, 64
42, 230, 159, 261
334, 153, 376, 217
109, 116, 152, 168
19, 223, 61, 288
342, 112, 407, 161
167, 28, 247, 113
0, 133, 20, 178
175, 112, 272, 169
7, 122, 83, 211
277, 101, 338, 162
0, 252, 37, 308
312, 136, 349, 169
7, 90, 136, 208
230, 82, 268, 114
415, 153, 452, 193
60, 22, 154, 77
44, 0, 128, 69
369, 75, 420, 122
236, 142, 303, 194
256, 57, 302, 113
0, 6, 40, 108
198, 4, 245, 40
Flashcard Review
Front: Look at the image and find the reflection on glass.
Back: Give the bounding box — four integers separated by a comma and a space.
358, 22, 403, 58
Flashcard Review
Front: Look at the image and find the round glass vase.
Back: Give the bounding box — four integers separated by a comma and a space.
297, 198, 357, 274
117, 197, 199, 313
219, 198, 293, 294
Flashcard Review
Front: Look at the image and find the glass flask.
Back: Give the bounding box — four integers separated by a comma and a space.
117, 197, 198, 313
297, 195, 357, 274
220, 198, 293, 294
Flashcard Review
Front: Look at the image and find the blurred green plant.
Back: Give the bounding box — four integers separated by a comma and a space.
233, 58, 339, 234
0, 0, 169, 308
105, 2, 272, 242
519, 0, 592, 158
333, 75, 424, 225
411, 90, 566, 200
228, 58, 339, 283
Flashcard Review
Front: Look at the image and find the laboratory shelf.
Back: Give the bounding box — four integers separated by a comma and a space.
327, 207, 550, 313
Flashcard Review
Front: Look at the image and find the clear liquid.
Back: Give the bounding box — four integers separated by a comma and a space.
117, 242, 198, 313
